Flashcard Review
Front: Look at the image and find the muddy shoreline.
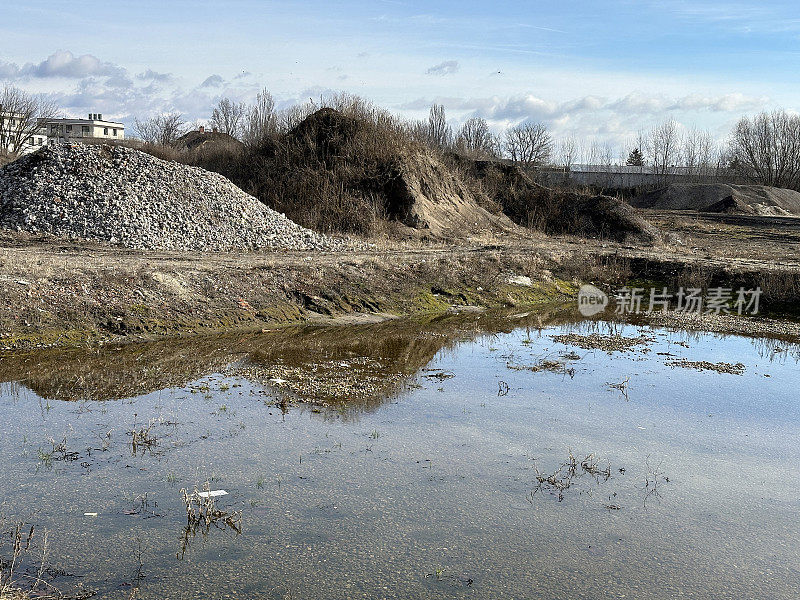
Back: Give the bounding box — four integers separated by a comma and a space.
2, 222, 800, 352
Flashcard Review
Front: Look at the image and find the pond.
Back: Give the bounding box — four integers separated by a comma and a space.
1, 309, 799, 599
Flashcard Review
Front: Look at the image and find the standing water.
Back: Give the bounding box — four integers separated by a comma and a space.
0, 310, 798, 599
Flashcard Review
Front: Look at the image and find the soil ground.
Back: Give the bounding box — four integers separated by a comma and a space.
644, 209, 800, 266
2, 210, 800, 352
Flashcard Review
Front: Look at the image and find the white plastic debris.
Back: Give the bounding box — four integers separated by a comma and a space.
198, 490, 228, 499
84, 512, 98, 517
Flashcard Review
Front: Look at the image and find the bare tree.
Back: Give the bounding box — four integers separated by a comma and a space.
242, 88, 277, 146
210, 97, 246, 138
730, 110, 800, 189
427, 104, 453, 150
504, 122, 553, 167
648, 119, 681, 182
682, 127, 716, 181
455, 117, 494, 158
278, 101, 316, 133
0, 85, 58, 156
557, 137, 578, 170
133, 113, 188, 146
594, 142, 614, 168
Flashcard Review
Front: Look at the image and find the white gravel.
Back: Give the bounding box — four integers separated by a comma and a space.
0, 144, 341, 252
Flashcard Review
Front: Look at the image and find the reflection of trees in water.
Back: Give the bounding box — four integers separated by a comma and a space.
0, 340, 245, 402
0, 307, 583, 410
750, 336, 800, 363
545, 315, 800, 365
10, 304, 793, 412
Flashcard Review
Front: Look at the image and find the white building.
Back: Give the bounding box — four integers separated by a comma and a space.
43, 113, 125, 144
0, 111, 47, 155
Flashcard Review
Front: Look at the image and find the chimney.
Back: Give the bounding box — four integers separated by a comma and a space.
98, 114, 103, 121
88, 113, 92, 119
199, 125, 205, 134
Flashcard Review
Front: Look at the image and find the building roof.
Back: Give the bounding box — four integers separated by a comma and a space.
43, 117, 125, 127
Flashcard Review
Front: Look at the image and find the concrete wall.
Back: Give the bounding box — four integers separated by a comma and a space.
532, 165, 739, 190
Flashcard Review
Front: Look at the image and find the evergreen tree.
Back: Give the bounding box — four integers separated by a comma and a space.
626, 147, 645, 166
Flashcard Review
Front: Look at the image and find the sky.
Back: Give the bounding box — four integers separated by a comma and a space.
1, 0, 798, 158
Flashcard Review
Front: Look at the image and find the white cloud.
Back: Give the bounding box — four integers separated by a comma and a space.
0, 49, 778, 152
405, 91, 770, 124
1, 51, 132, 88
426, 60, 459, 76
200, 74, 225, 88
399, 90, 773, 152
0, 61, 20, 79
137, 69, 175, 83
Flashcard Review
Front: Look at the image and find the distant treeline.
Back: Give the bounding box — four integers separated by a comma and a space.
131, 89, 800, 190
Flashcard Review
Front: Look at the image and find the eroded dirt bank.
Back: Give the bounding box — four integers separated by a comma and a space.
0, 232, 576, 351
2, 220, 800, 352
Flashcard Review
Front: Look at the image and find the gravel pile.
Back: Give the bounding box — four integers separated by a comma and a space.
0, 144, 341, 251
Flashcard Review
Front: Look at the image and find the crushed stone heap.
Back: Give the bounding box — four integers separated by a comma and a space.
0, 143, 341, 251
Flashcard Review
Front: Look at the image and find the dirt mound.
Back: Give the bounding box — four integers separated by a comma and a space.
631, 184, 800, 216
284, 108, 513, 238
456, 158, 661, 242
382, 152, 513, 235
0, 144, 340, 251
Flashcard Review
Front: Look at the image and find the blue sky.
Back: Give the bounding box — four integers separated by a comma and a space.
1, 0, 797, 155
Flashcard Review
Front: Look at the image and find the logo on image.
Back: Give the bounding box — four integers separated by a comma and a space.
578, 284, 609, 316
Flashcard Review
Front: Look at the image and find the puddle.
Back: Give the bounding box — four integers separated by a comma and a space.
1, 309, 799, 599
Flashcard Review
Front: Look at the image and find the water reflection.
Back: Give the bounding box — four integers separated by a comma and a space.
1, 307, 799, 599
0, 306, 587, 406
2, 306, 796, 414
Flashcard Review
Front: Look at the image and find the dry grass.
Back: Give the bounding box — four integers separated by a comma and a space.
129, 94, 429, 236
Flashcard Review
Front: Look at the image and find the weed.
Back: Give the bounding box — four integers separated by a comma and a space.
36, 448, 53, 469
37, 437, 79, 468
529, 450, 613, 503
178, 483, 242, 560
129, 419, 158, 455
643, 456, 669, 507
607, 377, 630, 400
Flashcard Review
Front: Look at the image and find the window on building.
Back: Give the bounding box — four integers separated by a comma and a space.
82, 126, 90, 135
104, 127, 109, 135
66, 125, 72, 133
50, 125, 57, 134
28, 136, 34, 144
38, 138, 43, 146
113, 129, 118, 136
